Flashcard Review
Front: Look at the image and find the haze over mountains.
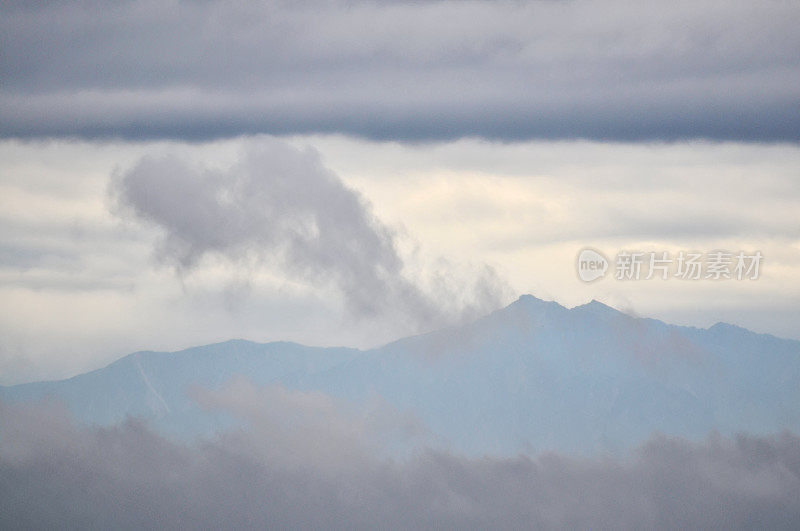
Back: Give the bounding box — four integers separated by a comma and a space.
3, 294, 798, 455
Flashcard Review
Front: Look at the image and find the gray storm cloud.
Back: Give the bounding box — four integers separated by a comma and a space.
112, 139, 509, 327
1, 0, 798, 142
1, 386, 799, 529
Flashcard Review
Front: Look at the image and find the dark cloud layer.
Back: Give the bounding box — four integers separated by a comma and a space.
1, 385, 799, 530
111, 139, 508, 328
1, 0, 798, 142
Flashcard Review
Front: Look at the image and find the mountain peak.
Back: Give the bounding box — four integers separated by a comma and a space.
573, 299, 621, 316
508, 294, 568, 312
708, 322, 748, 334
482, 294, 569, 325
516, 294, 544, 304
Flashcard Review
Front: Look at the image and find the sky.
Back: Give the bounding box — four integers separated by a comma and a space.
1, 0, 800, 384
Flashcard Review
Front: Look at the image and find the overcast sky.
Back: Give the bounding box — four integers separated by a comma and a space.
1, 0, 799, 384
2, 0, 799, 142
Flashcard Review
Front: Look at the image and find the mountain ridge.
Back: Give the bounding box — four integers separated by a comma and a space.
3, 294, 796, 390
2, 294, 798, 455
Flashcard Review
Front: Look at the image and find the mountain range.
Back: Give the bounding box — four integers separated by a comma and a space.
2, 295, 798, 455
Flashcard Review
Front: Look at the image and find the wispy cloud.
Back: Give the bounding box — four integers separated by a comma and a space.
111, 139, 510, 329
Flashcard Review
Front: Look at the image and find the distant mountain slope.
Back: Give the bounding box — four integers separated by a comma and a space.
0, 341, 360, 438
2, 295, 799, 454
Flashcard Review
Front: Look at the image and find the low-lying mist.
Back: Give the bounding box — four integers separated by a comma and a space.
2, 381, 798, 529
